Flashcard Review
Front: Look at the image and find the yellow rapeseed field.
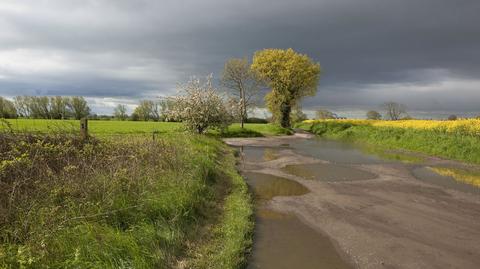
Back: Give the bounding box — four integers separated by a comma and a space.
303, 119, 480, 136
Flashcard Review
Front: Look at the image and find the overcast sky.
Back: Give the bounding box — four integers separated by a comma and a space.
0, 0, 479, 115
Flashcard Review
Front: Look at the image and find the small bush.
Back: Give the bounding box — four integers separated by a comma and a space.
448, 115, 458, 121
366, 110, 382, 120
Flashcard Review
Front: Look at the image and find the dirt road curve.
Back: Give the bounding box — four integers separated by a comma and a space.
225, 134, 480, 269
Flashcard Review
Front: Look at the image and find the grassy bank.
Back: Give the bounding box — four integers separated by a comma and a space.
212, 123, 292, 138
190, 149, 254, 268
0, 131, 253, 268
297, 120, 480, 164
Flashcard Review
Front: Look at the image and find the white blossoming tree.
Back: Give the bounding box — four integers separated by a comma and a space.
168, 75, 235, 134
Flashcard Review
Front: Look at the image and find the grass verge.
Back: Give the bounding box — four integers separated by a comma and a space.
0, 131, 253, 268
213, 123, 292, 138
186, 148, 254, 269
297, 120, 480, 164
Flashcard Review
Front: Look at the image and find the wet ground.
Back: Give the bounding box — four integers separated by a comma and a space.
225, 133, 480, 269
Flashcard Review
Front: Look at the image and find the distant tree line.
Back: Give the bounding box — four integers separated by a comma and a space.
119, 99, 178, 122
0, 96, 90, 119
0, 95, 179, 122
314, 102, 410, 121
0, 97, 17, 118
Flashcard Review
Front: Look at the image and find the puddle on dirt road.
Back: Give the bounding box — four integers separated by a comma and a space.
248, 209, 352, 269
412, 166, 480, 194
243, 172, 309, 201
242, 166, 352, 268
238, 136, 479, 269
291, 137, 425, 164
361, 147, 425, 164
290, 138, 387, 164
239, 147, 281, 163
283, 163, 377, 181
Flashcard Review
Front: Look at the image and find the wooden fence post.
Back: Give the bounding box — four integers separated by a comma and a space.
80, 118, 88, 140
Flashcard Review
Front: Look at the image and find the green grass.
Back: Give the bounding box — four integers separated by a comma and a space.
190, 148, 254, 269
213, 123, 292, 138
1, 119, 291, 137
297, 121, 480, 164
0, 129, 254, 268
0, 118, 288, 268
1, 119, 182, 135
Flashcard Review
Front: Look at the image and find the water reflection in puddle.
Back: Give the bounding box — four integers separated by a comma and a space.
291, 138, 425, 164
362, 148, 425, 164
242, 170, 351, 268
412, 166, 480, 194
283, 163, 377, 181
290, 138, 387, 164
240, 147, 280, 163
243, 172, 309, 200
237, 137, 478, 269
248, 210, 352, 269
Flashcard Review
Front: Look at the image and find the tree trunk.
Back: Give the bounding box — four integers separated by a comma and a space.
241, 100, 247, 128
240, 104, 244, 129
240, 88, 245, 128
280, 103, 291, 128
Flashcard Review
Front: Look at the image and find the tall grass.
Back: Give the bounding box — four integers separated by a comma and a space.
190, 149, 254, 268
0, 130, 253, 268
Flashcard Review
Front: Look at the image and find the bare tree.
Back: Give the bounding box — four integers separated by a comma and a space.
50, 96, 70, 119
291, 105, 308, 123
221, 57, 263, 128
13, 96, 31, 118
316, 108, 337, 119
0, 97, 17, 118
383, 102, 407, 120
114, 104, 128, 120
68, 96, 90, 120
29, 96, 51, 119
156, 99, 176, 121
133, 100, 158, 121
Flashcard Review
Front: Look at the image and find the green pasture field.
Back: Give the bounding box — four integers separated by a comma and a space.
1, 119, 181, 135
1, 119, 290, 137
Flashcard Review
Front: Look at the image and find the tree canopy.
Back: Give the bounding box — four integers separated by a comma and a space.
0, 97, 17, 118
366, 110, 382, 120
114, 104, 128, 120
316, 109, 337, 120
251, 48, 320, 128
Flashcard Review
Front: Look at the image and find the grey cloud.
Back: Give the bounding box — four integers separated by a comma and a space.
0, 0, 479, 113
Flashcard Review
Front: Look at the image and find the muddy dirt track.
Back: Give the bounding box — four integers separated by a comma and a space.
225, 134, 480, 269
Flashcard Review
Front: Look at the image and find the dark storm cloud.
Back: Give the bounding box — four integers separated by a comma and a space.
0, 0, 479, 112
